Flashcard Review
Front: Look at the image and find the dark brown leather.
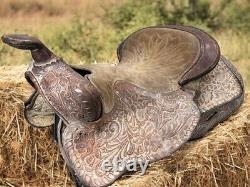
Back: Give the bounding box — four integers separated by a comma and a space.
2, 34, 55, 63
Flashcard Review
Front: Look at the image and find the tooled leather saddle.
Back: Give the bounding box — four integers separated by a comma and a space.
2, 26, 244, 187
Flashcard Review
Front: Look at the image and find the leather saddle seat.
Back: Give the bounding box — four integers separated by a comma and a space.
1, 26, 244, 187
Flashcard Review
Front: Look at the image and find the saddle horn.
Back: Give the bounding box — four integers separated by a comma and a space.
1, 34, 55, 63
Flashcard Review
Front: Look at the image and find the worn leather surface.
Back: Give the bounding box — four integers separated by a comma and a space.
62, 81, 200, 186
24, 56, 244, 139
1, 25, 244, 187
186, 56, 244, 139
73, 26, 220, 113
117, 26, 220, 85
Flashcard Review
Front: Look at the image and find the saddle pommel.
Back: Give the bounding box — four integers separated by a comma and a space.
1, 34, 55, 63
1, 34, 103, 124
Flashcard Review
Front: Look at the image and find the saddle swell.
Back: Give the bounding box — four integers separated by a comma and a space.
25, 60, 103, 124
1, 25, 244, 187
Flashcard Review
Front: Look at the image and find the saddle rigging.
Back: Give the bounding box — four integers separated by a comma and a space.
1, 25, 244, 187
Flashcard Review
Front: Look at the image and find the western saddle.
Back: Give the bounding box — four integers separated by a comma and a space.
1, 25, 244, 187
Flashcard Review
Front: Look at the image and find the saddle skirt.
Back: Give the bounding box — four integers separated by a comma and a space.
1, 25, 244, 187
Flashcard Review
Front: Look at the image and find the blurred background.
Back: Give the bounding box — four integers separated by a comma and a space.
0, 0, 249, 89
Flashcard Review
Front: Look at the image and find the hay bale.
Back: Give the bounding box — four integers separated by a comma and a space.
0, 66, 249, 187
0, 83, 74, 187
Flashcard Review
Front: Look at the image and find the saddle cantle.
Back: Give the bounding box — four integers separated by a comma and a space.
1, 26, 244, 187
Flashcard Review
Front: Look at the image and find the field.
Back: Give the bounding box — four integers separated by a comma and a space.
0, 0, 250, 88
0, 0, 249, 186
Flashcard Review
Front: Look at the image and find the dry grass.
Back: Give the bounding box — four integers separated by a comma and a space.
0, 82, 74, 187
0, 0, 119, 18
0, 68, 249, 187
0, 0, 120, 36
